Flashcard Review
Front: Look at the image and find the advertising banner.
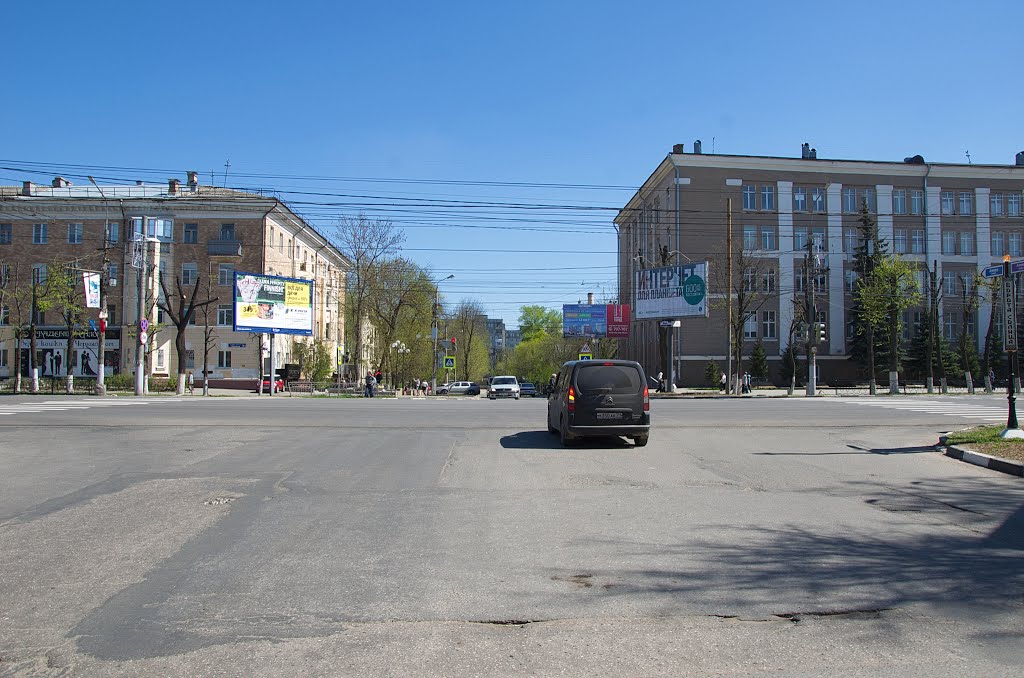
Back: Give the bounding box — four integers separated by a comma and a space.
562, 304, 631, 338
634, 262, 708, 320
233, 272, 313, 336
83, 272, 101, 308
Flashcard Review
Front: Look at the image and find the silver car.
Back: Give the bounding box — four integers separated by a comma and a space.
488, 375, 520, 400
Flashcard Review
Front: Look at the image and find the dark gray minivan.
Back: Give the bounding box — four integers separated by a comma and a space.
546, 360, 650, 447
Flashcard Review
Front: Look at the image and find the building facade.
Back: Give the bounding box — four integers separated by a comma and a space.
0, 174, 349, 385
616, 144, 1024, 386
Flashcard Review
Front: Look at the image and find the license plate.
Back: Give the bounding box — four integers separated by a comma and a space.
596, 412, 622, 420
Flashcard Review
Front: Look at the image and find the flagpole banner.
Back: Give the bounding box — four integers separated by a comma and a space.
83, 272, 101, 308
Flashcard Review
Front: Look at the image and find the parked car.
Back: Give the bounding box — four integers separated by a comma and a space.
488, 375, 521, 400
261, 376, 285, 391
519, 381, 538, 397
546, 359, 650, 447
439, 381, 480, 396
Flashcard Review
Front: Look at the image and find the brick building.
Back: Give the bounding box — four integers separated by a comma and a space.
0, 174, 349, 386
616, 144, 1024, 386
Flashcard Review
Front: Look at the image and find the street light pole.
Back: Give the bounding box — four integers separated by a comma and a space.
431, 274, 454, 394
87, 176, 110, 396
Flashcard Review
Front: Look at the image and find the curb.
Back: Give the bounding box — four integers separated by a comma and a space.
939, 442, 1024, 477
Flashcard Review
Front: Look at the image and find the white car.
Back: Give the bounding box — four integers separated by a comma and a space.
488, 375, 520, 400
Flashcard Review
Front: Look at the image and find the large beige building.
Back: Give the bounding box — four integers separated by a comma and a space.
0, 174, 349, 386
616, 144, 1024, 386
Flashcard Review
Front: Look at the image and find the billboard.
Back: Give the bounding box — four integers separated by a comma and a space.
562, 304, 631, 338
634, 262, 708, 320
233, 272, 313, 336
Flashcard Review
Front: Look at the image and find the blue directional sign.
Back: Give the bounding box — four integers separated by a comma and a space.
983, 259, 1024, 278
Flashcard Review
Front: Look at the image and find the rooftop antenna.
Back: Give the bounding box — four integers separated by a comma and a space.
223, 159, 231, 187
210, 169, 216, 184
712, 136, 715, 154
965, 149, 972, 165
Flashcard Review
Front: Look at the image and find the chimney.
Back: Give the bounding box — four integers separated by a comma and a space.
168, 178, 180, 195
693, 140, 702, 154
187, 171, 199, 190
1016, 151, 1024, 166
21, 181, 33, 196
672, 143, 685, 154
801, 143, 810, 159
587, 292, 594, 305
52, 176, 71, 188
136, 180, 144, 186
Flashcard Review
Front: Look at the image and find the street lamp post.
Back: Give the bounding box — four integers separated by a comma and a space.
431, 274, 454, 394
87, 176, 110, 396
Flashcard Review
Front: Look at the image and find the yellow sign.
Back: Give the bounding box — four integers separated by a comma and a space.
443, 356, 456, 369
579, 353, 592, 361
285, 282, 310, 307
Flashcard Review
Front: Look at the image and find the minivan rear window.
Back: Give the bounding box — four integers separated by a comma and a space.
574, 364, 642, 395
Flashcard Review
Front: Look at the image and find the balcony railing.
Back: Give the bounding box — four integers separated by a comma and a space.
207, 239, 242, 256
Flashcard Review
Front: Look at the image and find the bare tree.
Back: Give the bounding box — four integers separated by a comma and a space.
334, 215, 405, 379
49, 261, 87, 394
0, 261, 29, 393
449, 300, 488, 381
156, 272, 217, 395
196, 275, 219, 396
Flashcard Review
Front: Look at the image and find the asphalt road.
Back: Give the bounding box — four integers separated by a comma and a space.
0, 394, 1021, 676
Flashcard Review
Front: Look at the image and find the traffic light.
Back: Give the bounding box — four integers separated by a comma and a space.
795, 322, 807, 342
817, 322, 826, 343
450, 337, 457, 351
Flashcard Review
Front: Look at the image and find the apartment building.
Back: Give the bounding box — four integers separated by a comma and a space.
0, 174, 349, 385
615, 144, 1024, 386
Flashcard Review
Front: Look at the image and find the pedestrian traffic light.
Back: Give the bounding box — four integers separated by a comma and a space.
450, 337, 457, 351
817, 322, 826, 343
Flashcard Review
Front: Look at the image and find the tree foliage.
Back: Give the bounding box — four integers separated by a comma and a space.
518, 305, 561, 342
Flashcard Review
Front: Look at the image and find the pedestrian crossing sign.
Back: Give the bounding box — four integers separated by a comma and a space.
443, 356, 456, 369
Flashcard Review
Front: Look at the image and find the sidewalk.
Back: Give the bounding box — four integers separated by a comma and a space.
652, 385, 1010, 398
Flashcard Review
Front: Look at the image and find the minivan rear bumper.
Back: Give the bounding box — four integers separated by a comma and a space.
568, 423, 650, 437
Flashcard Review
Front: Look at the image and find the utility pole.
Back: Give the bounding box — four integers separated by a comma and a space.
805, 237, 817, 396
88, 176, 110, 396
726, 199, 733, 394
134, 219, 149, 396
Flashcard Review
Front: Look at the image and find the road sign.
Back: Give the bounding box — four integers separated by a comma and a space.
1003, 275, 1018, 351
139, 318, 149, 332
578, 353, 592, 361
88, 319, 97, 332
983, 259, 1024, 278
443, 356, 456, 370
139, 331, 148, 345
580, 342, 591, 353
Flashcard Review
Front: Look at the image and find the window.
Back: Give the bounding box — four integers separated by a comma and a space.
793, 187, 807, 212
762, 311, 777, 340
811, 228, 826, 251
959, 192, 973, 216
33, 223, 47, 244
742, 268, 756, 292
743, 313, 757, 340
218, 264, 235, 286
961, 274, 972, 298
741, 185, 755, 210
217, 304, 234, 326
894, 229, 908, 254
893, 190, 907, 215
743, 226, 757, 250
966, 310, 976, 339
943, 271, 957, 296
32, 308, 45, 324
157, 307, 165, 324
185, 349, 195, 370
911, 190, 925, 215
182, 263, 197, 287
0, 305, 8, 324
0, 224, 10, 244
917, 270, 929, 296
1010, 194, 1021, 217
761, 185, 775, 211
0, 263, 8, 286
762, 269, 776, 293
108, 304, 117, 325
845, 270, 858, 293
860, 188, 876, 212
156, 349, 165, 370
32, 264, 47, 284
942, 231, 956, 255
843, 187, 857, 213
67, 223, 83, 244
959, 231, 974, 255
220, 223, 235, 240
106, 222, 119, 244
1011, 232, 1022, 257
992, 231, 1005, 256
217, 350, 232, 368
911, 229, 925, 254
943, 313, 957, 341
941, 191, 954, 215
0, 349, 6, 368
149, 218, 173, 239
844, 228, 858, 253
184, 223, 198, 244
811, 188, 825, 212
991, 193, 1004, 217
278, 233, 284, 252
107, 263, 118, 287
813, 270, 827, 293
794, 227, 808, 250
761, 228, 776, 250
795, 269, 806, 292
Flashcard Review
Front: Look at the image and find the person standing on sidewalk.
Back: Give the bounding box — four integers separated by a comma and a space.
187, 371, 194, 395
720, 372, 727, 393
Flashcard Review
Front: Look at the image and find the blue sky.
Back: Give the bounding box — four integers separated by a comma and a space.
4, 0, 1022, 327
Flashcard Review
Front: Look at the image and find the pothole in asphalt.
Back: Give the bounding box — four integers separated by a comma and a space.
203, 496, 238, 506
552, 573, 594, 589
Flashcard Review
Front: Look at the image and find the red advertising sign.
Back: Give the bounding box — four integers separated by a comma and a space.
606, 304, 631, 338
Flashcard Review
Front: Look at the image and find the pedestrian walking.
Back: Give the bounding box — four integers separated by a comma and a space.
719, 372, 727, 393
364, 371, 376, 398
742, 372, 751, 394
187, 371, 194, 395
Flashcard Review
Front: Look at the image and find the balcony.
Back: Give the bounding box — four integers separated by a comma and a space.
207, 239, 242, 256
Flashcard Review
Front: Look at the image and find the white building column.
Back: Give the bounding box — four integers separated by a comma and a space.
776, 181, 794, 352
826, 183, 844, 354
976, 187, 992, 352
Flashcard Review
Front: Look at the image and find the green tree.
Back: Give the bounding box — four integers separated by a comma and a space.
47, 262, 87, 394
855, 253, 920, 394
450, 299, 489, 381
906, 320, 959, 381
704, 359, 721, 388
518, 305, 562, 342
779, 341, 805, 390
848, 204, 890, 392
749, 340, 769, 384
293, 339, 335, 383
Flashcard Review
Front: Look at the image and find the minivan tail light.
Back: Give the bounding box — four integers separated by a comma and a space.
568, 386, 575, 413
643, 385, 649, 411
